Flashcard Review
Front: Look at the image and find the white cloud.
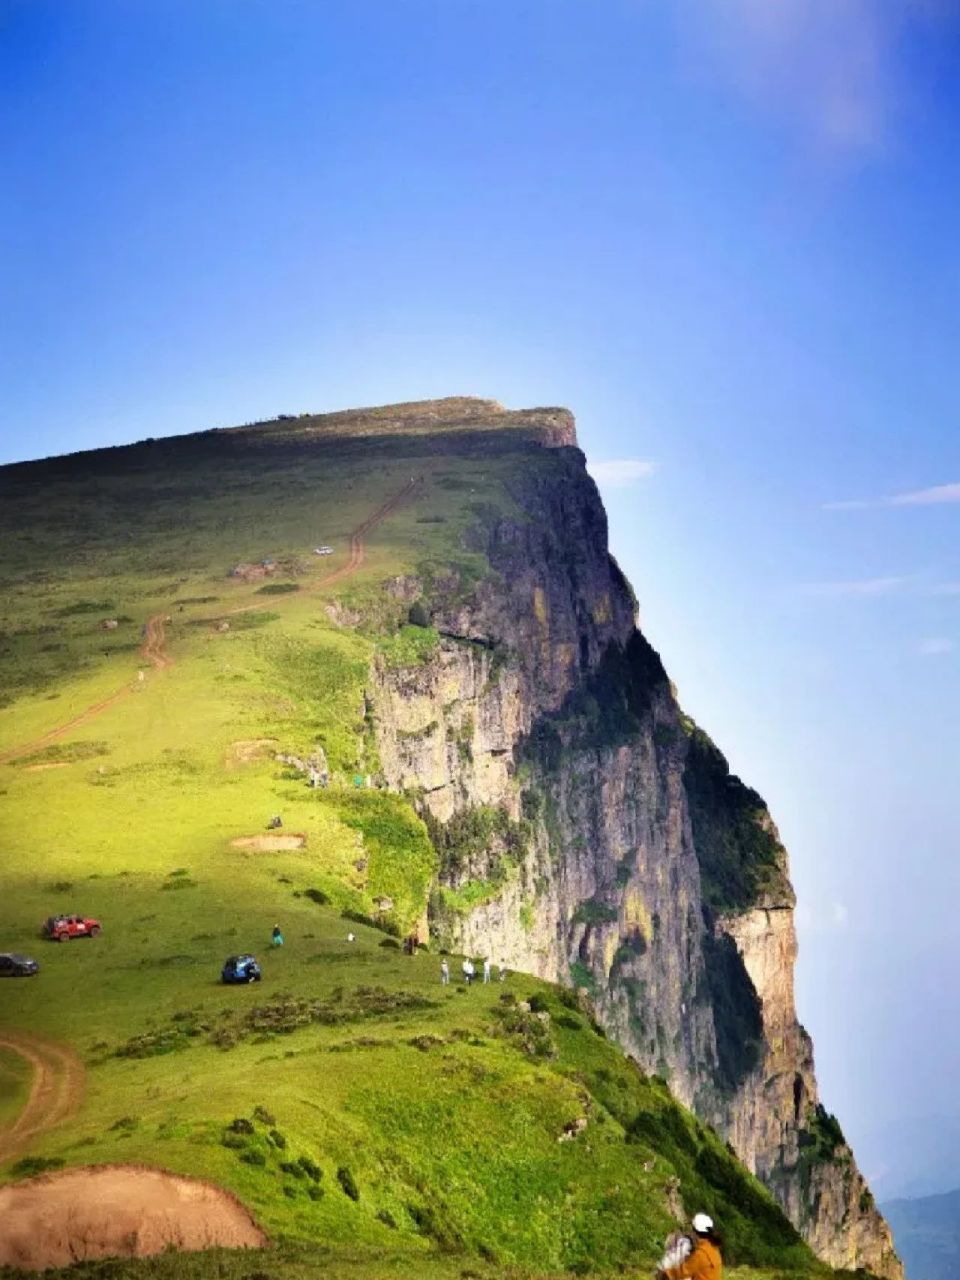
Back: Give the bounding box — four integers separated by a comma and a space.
831, 901, 850, 929
824, 481, 960, 510
798, 577, 960, 601
917, 637, 955, 657
798, 576, 907, 598
588, 459, 657, 488
672, 0, 945, 155
796, 898, 850, 934
890, 482, 960, 507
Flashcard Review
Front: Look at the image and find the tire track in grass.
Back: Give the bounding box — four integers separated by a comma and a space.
0, 1031, 85, 1168
140, 613, 173, 670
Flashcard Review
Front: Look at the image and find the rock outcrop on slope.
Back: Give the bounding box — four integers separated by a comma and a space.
369, 402, 902, 1279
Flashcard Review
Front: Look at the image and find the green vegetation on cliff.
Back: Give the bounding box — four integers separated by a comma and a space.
683, 727, 793, 912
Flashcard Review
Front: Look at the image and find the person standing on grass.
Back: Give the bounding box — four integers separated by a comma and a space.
462, 958, 474, 984
440, 958, 450, 985
271, 924, 284, 947
482, 958, 491, 983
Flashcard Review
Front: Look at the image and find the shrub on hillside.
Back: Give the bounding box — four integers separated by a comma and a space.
298, 1156, 322, 1182
11, 1156, 65, 1177
109, 1115, 139, 1133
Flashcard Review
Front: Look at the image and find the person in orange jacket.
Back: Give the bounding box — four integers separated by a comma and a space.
659, 1213, 723, 1279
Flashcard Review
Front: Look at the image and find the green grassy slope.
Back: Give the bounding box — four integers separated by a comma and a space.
0, 1047, 31, 1129
0, 404, 837, 1278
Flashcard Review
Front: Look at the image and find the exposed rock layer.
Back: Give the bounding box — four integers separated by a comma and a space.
370, 405, 901, 1278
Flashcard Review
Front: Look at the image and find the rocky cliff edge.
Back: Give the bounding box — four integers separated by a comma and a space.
367, 402, 901, 1279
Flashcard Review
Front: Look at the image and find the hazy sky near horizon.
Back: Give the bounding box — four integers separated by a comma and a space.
3, 1, 960, 1191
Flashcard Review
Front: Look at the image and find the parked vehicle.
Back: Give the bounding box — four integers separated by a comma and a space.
221, 954, 262, 984
0, 953, 39, 977
314, 545, 334, 556
42, 914, 102, 942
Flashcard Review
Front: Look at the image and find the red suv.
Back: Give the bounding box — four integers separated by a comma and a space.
43, 914, 102, 942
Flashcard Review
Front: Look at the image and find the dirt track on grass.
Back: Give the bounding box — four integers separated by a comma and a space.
141, 612, 173, 670
0, 1030, 85, 1168
0, 477, 421, 766
0, 1165, 267, 1269
0, 614, 168, 766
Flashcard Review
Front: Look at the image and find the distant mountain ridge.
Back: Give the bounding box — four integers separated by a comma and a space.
882, 1188, 960, 1280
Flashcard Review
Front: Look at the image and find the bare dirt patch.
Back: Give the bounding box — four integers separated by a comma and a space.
22, 762, 70, 773
225, 738, 278, 767
230, 834, 306, 851
0, 1164, 267, 1269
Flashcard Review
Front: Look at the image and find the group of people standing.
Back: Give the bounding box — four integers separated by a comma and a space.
271, 924, 508, 994
439, 956, 504, 985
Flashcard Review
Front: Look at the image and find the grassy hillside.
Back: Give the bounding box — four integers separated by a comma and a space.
0, 403, 838, 1278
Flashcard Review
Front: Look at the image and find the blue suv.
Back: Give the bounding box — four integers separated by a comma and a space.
221, 954, 262, 984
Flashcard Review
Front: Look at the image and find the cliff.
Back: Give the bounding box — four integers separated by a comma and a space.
369, 404, 902, 1278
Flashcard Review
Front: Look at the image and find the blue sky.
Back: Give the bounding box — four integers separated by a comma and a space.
3, 0, 960, 1195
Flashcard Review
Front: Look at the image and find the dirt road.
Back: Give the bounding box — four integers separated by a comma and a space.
0, 1031, 85, 1168
140, 613, 172, 670
0, 477, 421, 765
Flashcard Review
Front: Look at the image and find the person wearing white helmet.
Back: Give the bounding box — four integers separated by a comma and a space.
657, 1212, 722, 1279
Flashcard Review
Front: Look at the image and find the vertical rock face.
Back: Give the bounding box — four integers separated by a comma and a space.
369, 413, 902, 1279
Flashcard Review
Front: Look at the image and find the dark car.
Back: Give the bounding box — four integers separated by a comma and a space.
0, 953, 39, 977
221, 954, 262, 984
